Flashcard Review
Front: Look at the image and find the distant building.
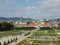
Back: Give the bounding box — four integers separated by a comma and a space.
26, 23, 39, 28
55, 22, 60, 28
13, 21, 27, 27
40, 23, 52, 28
13, 21, 39, 28
40, 21, 45, 25
40, 22, 53, 30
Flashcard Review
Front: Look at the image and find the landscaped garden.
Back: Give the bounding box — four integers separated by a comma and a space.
28, 30, 58, 38
17, 30, 60, 45
0, 22, 36, 38
0, 30, 22, 38
17, 40, 60, 45
0, 29, 32, 38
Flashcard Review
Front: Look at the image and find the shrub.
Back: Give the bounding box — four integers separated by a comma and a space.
40, 27, 52, 30
4, 41, 7, 45
7, 40, 10, 44
15, 27, 36, 30
0, 42, 1, 45
24, 32, 30, 36
15, 37, 18, 41
11, 39, 13, 42
13, 38, 15, 41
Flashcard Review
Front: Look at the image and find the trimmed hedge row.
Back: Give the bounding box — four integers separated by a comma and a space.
15, 27, 36, 30
40, 27, 52, 30
0, 37, 18, 45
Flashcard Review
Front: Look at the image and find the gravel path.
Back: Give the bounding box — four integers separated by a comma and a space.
0, 28, 39, 45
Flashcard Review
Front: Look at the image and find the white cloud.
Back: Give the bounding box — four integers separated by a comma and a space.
27, 6, 36, 10
0, 0, 60, 19
8, 0, 60, 19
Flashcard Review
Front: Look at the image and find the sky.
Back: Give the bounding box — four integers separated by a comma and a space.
0, 0, 60, 20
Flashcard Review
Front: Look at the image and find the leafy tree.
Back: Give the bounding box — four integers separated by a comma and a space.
0, 22, 14, 31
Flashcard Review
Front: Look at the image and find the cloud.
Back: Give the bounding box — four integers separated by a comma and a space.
15, 0, 60, 19
0, 0, 60, 19
27, 6, 36, 10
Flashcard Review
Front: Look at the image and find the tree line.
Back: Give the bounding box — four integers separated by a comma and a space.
0, 22, 14, 31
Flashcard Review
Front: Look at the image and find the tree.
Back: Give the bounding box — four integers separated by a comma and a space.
7, 40, 10, 44
0, 42, 1, 45
0, 22, 14, 31
4, 41, 7, 45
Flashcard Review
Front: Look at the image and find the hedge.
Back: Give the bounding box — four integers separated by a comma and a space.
15, 27, 36, 30
40, 27, 52, 30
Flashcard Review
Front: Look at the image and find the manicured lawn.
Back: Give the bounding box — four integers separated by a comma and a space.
0, 30, 23, 38
31, 30, 57, 37
0, 29, 32, 38
48, 30, 56, 33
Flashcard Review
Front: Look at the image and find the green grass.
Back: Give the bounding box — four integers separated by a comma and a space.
0, 30, 22, 38
28, 30, 58, 39
48, 30, 56, 33
17, 40, 60, 45
0, 29, 33, 38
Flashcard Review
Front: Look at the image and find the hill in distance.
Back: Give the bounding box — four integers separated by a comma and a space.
0, 17, 35, 22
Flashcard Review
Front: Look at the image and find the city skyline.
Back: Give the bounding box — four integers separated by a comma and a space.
0, 0, 60, 19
